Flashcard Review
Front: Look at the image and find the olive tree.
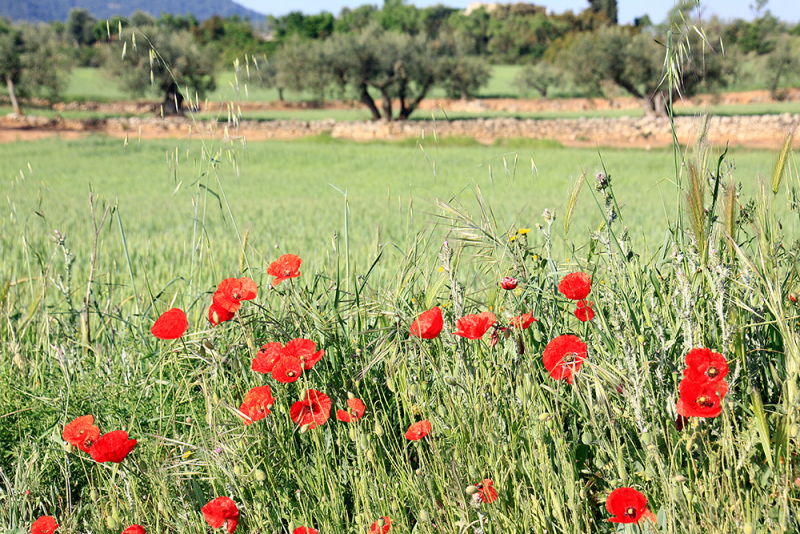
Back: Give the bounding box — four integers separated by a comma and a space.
105, 25, 216, 115
0, 20, 71, 115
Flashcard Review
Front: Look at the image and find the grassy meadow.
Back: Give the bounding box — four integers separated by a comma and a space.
1, 129, 800, 534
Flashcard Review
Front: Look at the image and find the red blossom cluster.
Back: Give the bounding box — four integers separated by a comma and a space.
559, 271, 595, 322
676, 348, 729, 419
62, 415, 136, 463
209, 277, 257, 326
251, 338, 325, 383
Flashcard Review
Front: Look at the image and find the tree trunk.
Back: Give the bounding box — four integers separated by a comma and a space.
379, 87, 392, 122
278, 87, 284, 102
6, 75, 22, 116
359, 83, 381, 121
642, 92, 667, 118
398, 81, 433, 121
161, 82, 184, 116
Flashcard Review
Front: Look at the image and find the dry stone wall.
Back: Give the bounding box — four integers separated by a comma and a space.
3, 113, 799, 148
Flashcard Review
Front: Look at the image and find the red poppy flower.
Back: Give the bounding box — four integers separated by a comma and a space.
208, 302, 236, 326
239, 385, 275, 425
31, 516, 58, 534
452, 312, 497, 339
542, 334, 587, 384
683, 348, 728, 384
475, 479, 498, 503
252, 343, 286, 374
290, 390, 332, 429
409, 306, 444, 339
63, 415, 100, 453
202, 496, 239, 534
509, 312, 536, 329
558, 272, 591, 301
676, 378, 728, 418
268, 254, 302, 287
501, 276, 518, 290
369, 516, 392, 534
293, 528, 318, 534
272, 356, 304, 383
88, 430, 137, 463
122, 525, 146, 534
151, 308, 188, 339
405, 420, 432, 441
213, 277, 257, 313
574, 300, 594, 322
606, 487, 652, 523
336, 398, 366, 422
284, 338, 324, 370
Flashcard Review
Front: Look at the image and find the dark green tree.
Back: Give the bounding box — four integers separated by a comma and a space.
66, 8, 96, 46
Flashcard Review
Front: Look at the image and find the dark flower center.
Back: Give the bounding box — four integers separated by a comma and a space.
696, 395, 714, 408
287, 371, 296, 377
562, 352, 577, 363
624, 507, 637, 518
232, 291, 242, 299
706, 366, 719, 378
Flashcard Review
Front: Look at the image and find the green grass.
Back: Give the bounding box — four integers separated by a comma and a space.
1, 134, 799, 534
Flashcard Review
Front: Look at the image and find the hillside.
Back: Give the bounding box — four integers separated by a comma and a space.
0, 0, 266, 22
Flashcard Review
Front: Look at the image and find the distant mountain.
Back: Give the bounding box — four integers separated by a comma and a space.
0, 0, 266, 23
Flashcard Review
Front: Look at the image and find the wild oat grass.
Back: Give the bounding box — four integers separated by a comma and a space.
0, 120, 798, 534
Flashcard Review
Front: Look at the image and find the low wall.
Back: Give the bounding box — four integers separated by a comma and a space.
2, 113, 798, 148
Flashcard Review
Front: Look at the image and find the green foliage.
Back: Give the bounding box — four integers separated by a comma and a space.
513, 62, 560, 98
66, 8, 96, 46
104, 25, 216, 112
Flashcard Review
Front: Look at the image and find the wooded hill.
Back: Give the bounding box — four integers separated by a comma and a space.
0, 0, 265, 23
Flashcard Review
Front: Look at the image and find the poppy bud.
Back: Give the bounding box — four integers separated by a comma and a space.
415, 469, 422, 476
347, 391, 355, 399
255, 469, 266, 482
581, 432, 593, 445
90, 490, 98, 501
106, 517, 118, 530
444, 376, 458, 386
490, 329, 499, 347
501, 277, 518, 290
468, 466, 479, 479
465, 485, 479, 495
419, 510, 429, 522
791, 293, 798, 303
790, 423, 799, 438
299, 423, 312, 433
637, 335, 645, 344
359, 435, 369, 450
743, 523, 754, 534
349, 427, 357, 441
233, 465, 243, 476
538, 412, 551, 421
641, 431, 651, 445
373, 421, 384, 437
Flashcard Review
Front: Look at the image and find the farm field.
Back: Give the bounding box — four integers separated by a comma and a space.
1, 134, 799, 534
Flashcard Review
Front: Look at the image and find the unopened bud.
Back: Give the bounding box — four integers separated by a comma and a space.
300, 423, 312, 433
373, 421, 384, 437
419, 510, 429, 522
255, 469, 266, 482
465, 485, 479, 495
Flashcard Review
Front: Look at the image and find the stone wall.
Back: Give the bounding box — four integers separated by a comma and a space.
3, 113, 798, 148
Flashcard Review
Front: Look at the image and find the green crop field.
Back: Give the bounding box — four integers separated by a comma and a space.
1, 133, 799, 534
